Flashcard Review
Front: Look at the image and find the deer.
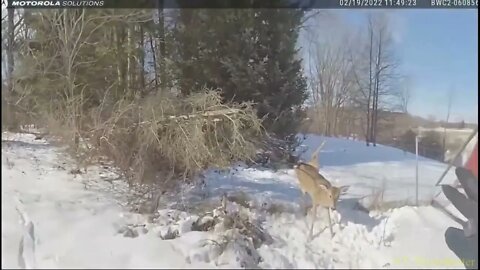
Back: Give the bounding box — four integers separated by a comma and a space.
294, 142, 349, 239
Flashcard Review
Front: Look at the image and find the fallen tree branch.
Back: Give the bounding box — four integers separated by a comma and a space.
136, 108, 242, 126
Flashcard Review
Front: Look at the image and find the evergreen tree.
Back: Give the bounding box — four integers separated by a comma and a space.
173, 7, 308, 136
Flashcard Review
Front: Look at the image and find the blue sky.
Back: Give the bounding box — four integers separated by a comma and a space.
305, 9, 478, 123
395, 10, 478, 124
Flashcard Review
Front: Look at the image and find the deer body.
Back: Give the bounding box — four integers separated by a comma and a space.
294, 141, 348, 239
294, 162, 335, 204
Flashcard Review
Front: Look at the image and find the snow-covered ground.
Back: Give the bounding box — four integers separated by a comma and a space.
1, 131, 472, 269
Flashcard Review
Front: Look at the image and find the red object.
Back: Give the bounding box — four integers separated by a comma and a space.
465, 142, 478, 178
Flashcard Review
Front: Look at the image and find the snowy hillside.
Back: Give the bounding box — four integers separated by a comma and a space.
1, 131, 471, 269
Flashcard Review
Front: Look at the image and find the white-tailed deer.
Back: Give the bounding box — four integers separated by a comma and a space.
294, 142, 348, 239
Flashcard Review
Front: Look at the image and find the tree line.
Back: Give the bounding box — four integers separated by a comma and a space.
1, 7, 415, 182
1, 6, 312, 183
303, 12, 410, 146
2, 6, 309, 137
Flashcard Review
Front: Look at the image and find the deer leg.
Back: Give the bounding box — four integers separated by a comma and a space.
309, 204, 317, 240
327, 207, 334, 238
301, 193, 310, 216
306, 195, 313, 215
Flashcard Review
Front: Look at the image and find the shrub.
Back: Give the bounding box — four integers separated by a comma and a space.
86, 89, 263, 186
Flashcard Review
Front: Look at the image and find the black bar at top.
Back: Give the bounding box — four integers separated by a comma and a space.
6, 0, 479, 9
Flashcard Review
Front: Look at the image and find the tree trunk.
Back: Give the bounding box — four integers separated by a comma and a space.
372, 29, 383, 147
113, 26, 124, 96
126, 25, 132, 97
372, 92, 378, 146
369, 93, 375, 144
139, 24, 145, 92
157, 0, 166, 90
7, 8, 15, 93
333, 106, 341, 137
324, 101, 330, 136
366, 21, 374, 146
148, 33, 159, 89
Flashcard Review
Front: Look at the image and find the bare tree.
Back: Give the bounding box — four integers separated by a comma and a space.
126, 24, 134, 97
305, 14, 357, 136
148, 32, 159, 88
366, 16, 374, 145
2, 9, 24, 92
139, 24, 145, 90
7, 8, 15, 92
399, 77, 412, 113
353, 13, 401, 146
156, 0, 166, 90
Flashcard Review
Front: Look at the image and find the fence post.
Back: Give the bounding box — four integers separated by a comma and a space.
416, 135, 419, 206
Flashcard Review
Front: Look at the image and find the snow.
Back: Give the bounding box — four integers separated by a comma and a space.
2, 131, 471, 269
2, 132, 207, 269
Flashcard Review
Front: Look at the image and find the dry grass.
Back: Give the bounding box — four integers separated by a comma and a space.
366, 180, 433, 212
368, 180, 387, 211
370, 199, 434, 212
1, 93, 35, 133
84, 89, 263, 186
10, 83, 263, 191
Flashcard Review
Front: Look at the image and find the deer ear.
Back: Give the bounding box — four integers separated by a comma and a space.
340, 185, 350, 194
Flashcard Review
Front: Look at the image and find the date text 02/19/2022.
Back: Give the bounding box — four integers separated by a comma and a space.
339, 0, 478, 7
339, 0, 418, 7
